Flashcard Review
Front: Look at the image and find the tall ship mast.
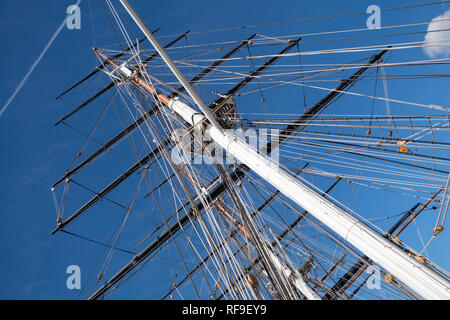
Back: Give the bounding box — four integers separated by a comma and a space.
51, 0, 450, 300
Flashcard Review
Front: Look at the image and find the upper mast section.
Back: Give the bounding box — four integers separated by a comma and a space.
118, 0, 224, 131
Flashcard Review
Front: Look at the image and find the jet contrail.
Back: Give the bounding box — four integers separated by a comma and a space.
0, 0, 82, 118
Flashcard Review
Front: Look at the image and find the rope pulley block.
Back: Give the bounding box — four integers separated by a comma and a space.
246, 273, 259, 289
433, 225, 444, 236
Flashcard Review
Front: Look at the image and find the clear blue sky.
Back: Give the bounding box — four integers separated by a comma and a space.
0, 0, 449, 299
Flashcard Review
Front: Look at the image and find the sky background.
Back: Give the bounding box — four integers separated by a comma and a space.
0, 0, 449, 299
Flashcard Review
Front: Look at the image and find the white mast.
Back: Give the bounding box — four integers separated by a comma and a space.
167, 95, 450, 300
117, 0, 450, 299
